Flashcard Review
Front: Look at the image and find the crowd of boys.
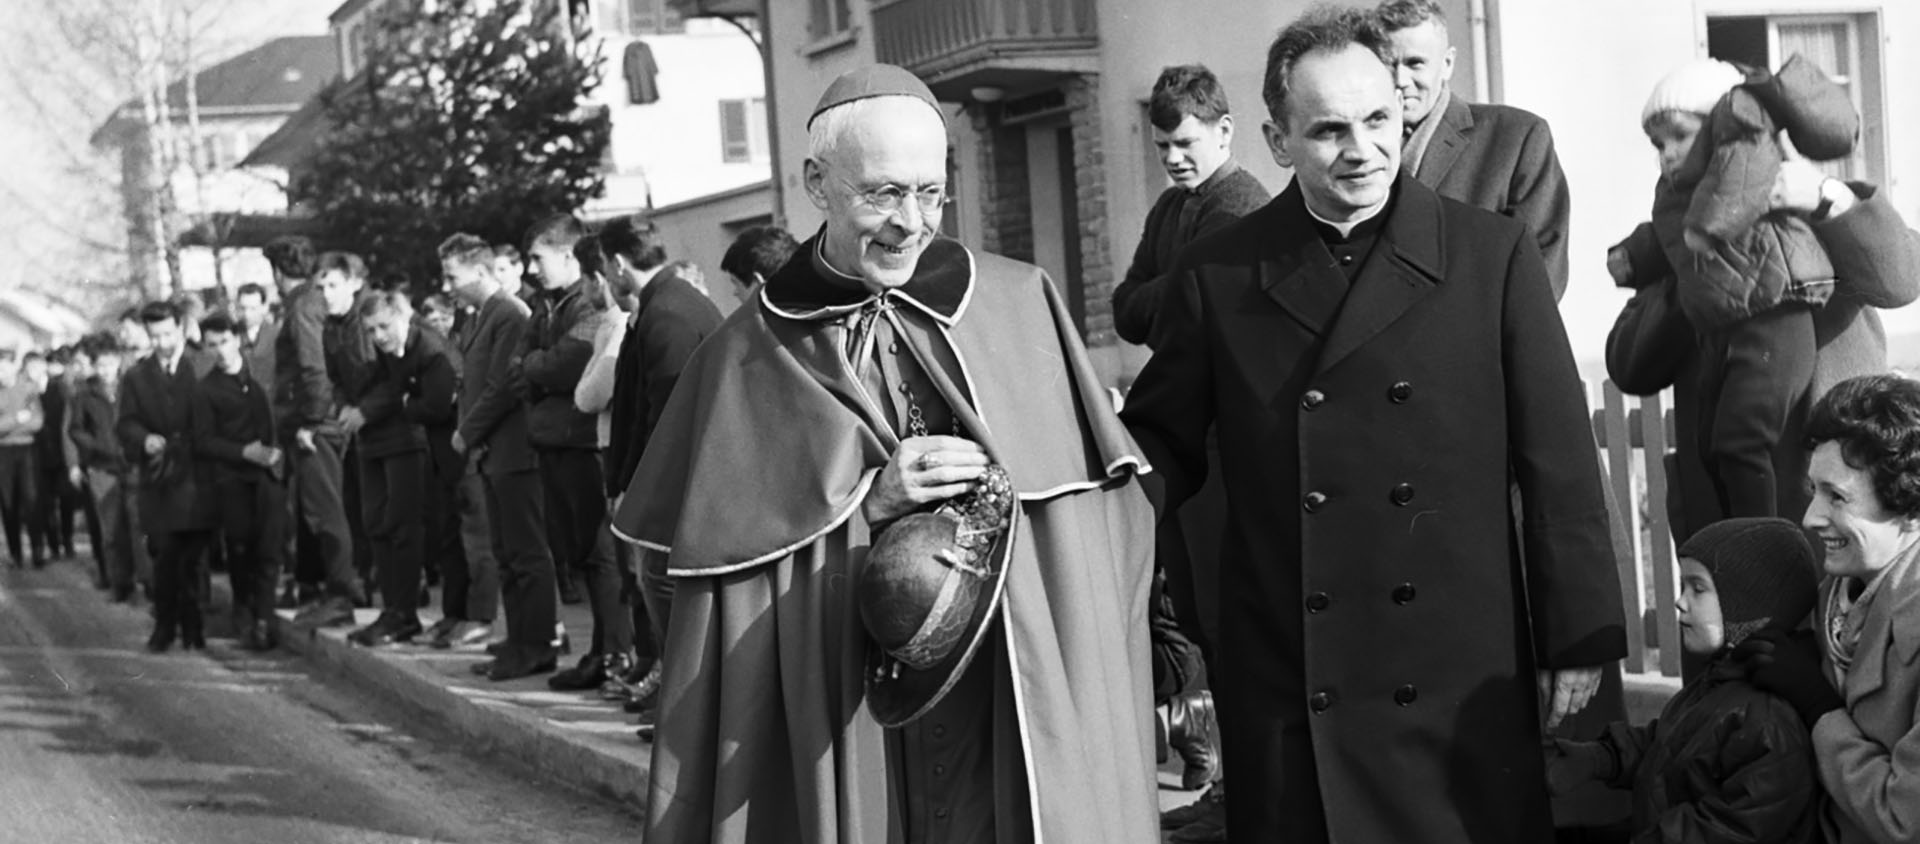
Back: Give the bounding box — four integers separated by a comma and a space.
0, 216, 799, 738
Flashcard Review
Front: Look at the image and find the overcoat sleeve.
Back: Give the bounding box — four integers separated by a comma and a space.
1118, 258, 1215, 513
1811, 678, 1920, 841
1818, 183, 1920, 310
1509, 117, 1572, 301
458, 311, 527, 448
1501, 233, 1627, 669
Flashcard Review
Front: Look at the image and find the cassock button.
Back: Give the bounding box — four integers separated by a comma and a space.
1393, 583, 1417, 604
1390, 483, 1415, 506
1305, 592, 1331, 613
935, 808, 950, 821
934, 764, 946, 776
1339, 253, 1354, 266
932, 725, 946, 738
1309, 691, 1334, 713
1303, 491, 1327, 513
1395, 685, 1419, 706
1302, 389, 1326, 411
888, 342, 900, 355
898, 383, 911, 394
1389, 381, 1414, 403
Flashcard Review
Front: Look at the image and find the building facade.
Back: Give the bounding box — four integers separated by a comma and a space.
89, 36, 337, 298
736, 0, 1917, 387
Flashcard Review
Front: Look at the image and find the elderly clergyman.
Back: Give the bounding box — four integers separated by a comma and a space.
613, 65, 1160, 843
1120, 7, 1624, 843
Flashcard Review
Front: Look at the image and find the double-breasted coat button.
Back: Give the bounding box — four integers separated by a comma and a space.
1393, 583, 1417, 604
1394, 685, 1419, 706
1302, 389, 1326, 410
1390, 483, 1415, 506
1309, 691, 1334, 713
1303, 491, 1328, 513
1389, 381, 1414, 403
1305, 592, 1331, 613
1339, 253, 1354, 266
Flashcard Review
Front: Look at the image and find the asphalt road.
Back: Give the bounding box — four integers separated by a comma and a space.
0, 560, 644, 843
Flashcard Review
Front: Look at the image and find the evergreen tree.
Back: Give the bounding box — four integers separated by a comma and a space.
293, 0, 610, 284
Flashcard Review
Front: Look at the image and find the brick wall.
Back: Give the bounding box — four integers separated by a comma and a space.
1065, 75, 1113, 347
967, 104, 1034, 264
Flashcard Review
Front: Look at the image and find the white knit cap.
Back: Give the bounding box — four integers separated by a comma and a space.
1642, 59, 1744, 126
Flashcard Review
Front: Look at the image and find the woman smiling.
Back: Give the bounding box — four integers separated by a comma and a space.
1757, 373, 1920, 844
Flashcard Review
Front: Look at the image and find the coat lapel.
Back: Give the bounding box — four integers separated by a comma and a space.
1314, 178, 1446, 374
1414, 97, 1473, 187
1257, 189, 1349, 337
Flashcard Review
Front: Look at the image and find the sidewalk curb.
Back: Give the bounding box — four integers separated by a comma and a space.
270, 613, 651, 810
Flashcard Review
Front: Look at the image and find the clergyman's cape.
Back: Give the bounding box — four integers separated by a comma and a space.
613, 237, 1160, 843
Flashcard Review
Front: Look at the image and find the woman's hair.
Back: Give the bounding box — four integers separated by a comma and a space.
1806, 373, 1920, 518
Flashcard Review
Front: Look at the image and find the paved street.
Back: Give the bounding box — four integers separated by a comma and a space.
0, 560, 642, 843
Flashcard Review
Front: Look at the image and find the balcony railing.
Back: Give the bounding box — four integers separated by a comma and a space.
872, 0, 1097, 80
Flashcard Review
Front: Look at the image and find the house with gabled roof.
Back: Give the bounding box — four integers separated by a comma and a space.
90, 35, 337, 296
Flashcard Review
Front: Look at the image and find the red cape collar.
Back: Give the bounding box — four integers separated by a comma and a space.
760, 233, 975, 328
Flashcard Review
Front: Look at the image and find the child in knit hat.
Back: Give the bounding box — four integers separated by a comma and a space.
1546, 517, 1822, 843
1610, 58, 1844, 523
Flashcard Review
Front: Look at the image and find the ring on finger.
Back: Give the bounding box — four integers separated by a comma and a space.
915, 453, 942, 471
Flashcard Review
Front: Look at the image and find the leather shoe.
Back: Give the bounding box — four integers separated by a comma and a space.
487, 652, 557, 682
1161, 782, 1225, 830
1161, 690, 1219, 791
243, 620, 277, 651
421, 617, 459, 646
347, 612, 423, 647
621, 663, 664, 713
547, 653, 607, 691
294, 596, 356, 628
145, 630, 174, 653
435, 621, 493, 650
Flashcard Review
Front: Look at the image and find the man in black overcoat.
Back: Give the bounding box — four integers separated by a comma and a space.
1119, 9, 1626, 843
117, 302, 217, 652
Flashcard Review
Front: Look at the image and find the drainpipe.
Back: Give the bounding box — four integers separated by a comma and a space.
755, 0, 785, 228
1468, 0, 1493, 103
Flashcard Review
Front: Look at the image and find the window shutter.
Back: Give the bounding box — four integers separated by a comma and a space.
720, 100, 751, 163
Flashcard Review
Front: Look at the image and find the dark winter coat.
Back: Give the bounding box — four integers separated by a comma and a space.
1121, 177, 1625, 843
354, 326, 456, 460
518, 278, 605, 450
1111, 160, 1270, 348
116, 349, 217, 533
190, 365, 276, 485
66, 378, 126, 475
603, 267, 722, 497
455, 290, 536, 475
1410, 95, 1572, 300
1597, 664, 1820, 844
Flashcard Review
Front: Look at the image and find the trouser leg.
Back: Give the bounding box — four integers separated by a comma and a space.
87, 472, 133, 592
540, 450, 627, 656
36, 466, 64, 557
455, 471, 499, 622
290, 431, 357, 599
344, 444, 371, 590
152, 531, 208, 640
0, 447, 27, 563
614, 535, 655, 663
364, 451, 426, 617
485, 468, 554, 653
1699, 307, 1818, 520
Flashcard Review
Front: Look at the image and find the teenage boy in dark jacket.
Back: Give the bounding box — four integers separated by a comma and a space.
191, 315, 285, 650
342, 292, 456, 647
520, 214, 615, 686
444, 233, 557, 681
67, 338, 144, 598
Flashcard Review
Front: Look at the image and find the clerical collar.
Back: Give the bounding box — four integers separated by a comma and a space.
1304, 187, 1392, 241
760, 231, 975, 327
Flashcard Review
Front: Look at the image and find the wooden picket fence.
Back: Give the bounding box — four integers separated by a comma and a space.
1589, 380, 1683, 678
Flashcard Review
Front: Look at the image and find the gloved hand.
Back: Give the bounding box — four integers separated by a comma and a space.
1543, 738, 1615, 797
1727, 628, 1844, 727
